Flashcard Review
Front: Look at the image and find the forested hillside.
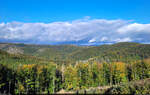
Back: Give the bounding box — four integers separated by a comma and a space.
0, 42, 150, 94
1, 42, 150, 63
0, 43, 85, 61
69, 42, 150, 62
0, 50, 56, 94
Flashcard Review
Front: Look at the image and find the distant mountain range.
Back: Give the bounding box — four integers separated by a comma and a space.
0, 42, 150, 64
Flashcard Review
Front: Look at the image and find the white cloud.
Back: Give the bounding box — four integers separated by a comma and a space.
113, 37, 132, 42
0, 17, 150, 45
117, 23, 150, 34
100, 37, 108, 42
89, 38, 96, 43
0, 23, 5, 27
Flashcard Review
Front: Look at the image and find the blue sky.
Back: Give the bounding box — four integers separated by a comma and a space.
0, 0, 150, 45
1, 0, 150, 23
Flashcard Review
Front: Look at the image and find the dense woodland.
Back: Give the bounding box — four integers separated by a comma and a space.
0, 42, 150, 94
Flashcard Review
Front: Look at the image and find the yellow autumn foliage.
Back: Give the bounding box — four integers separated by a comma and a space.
22, 64, 35, 70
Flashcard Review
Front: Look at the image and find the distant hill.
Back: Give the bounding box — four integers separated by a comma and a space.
0, 49, 50, 67
69, 42, 150, 62
0, 42, 150, 63
0, 43, 85, 61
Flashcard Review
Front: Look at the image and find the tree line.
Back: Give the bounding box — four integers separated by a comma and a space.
0, 58, 150, 94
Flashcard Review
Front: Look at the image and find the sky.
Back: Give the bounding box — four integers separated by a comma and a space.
0, 0, 150, 45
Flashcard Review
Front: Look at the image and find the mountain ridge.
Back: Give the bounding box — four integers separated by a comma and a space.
0, 42, 150, 63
